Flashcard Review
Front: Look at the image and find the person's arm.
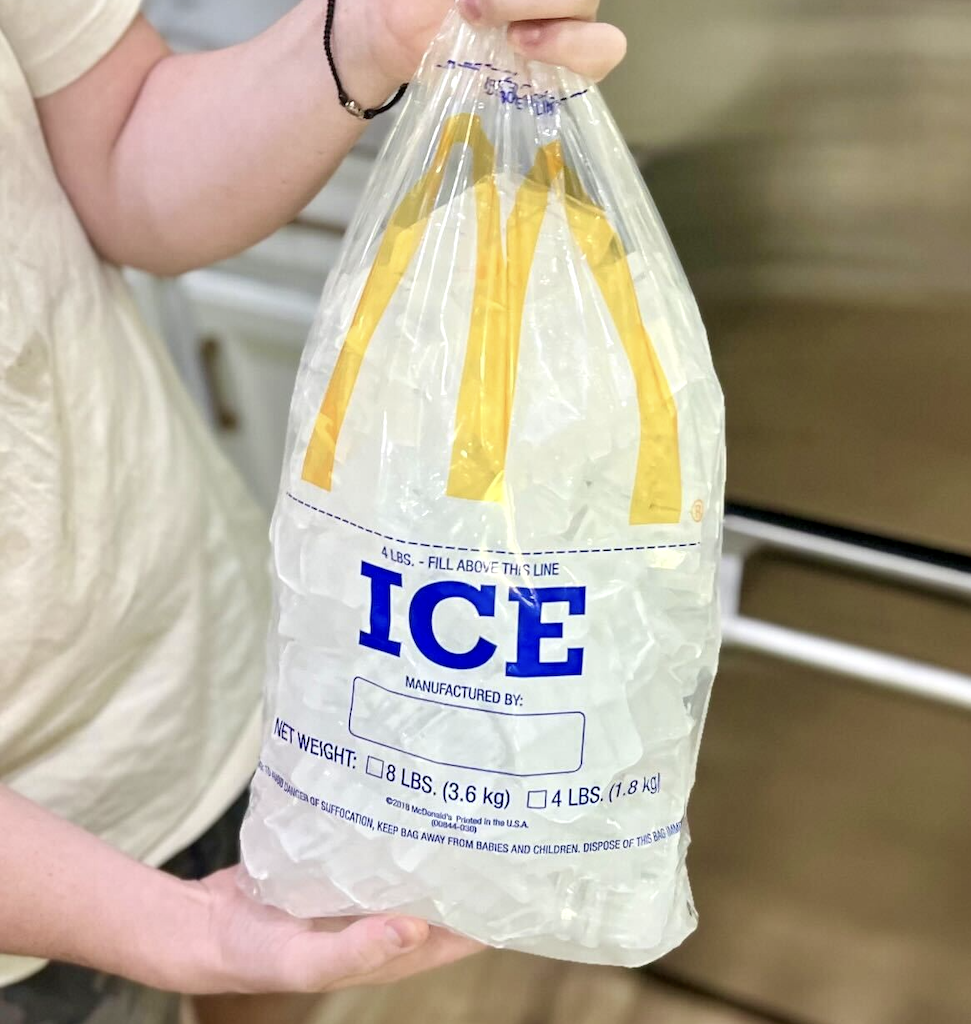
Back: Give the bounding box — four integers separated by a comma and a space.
35, 0, 626, 276
0, 785, 476, 992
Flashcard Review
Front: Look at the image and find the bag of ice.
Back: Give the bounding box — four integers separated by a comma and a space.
240, 8, 725, 966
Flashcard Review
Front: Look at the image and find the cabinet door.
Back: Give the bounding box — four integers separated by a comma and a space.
662, 542, 971, 1024
180, 271, 316, 508
706, 299, 971, 557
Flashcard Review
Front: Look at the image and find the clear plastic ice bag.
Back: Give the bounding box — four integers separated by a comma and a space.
240, 8, 725, 967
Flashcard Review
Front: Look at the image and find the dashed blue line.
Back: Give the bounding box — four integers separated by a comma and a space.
285, 492, 701, 558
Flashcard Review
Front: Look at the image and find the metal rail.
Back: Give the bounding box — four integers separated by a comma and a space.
721, 514, 971, 712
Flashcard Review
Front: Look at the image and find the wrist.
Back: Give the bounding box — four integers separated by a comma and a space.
128, 872, 225, 994
299, 0, 403, 113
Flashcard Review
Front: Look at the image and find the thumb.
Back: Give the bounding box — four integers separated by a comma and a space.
287, 915, 430, 991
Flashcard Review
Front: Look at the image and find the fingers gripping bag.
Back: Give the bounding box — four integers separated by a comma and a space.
240, 8, 725, 967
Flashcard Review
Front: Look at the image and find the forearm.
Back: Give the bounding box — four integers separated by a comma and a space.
0, 785, 213, 991
69, 1, 398, 275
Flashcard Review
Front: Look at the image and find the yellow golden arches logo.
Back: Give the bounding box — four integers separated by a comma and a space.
301, 113, 682, 525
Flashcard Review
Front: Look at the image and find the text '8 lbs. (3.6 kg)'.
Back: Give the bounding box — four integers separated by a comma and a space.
240, 9, 726, 966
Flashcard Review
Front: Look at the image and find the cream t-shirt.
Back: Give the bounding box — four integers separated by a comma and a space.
1, 0, 269, 986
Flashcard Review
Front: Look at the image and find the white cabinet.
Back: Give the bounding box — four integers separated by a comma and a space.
178, 270, 318, 509
130, 218, 337, 508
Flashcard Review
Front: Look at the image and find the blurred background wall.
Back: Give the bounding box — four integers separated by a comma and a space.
609, 0, 971, 299
605, 0, 971, 554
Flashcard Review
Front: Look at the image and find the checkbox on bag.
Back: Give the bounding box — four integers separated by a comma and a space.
527, 789, 548, 810
366, 756, 385, 779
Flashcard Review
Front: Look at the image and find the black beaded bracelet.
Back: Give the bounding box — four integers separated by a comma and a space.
324, 0, 408, 120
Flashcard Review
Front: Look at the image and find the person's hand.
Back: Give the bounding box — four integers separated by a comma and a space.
364, 0, 628, 84
0, 784, 478, 996
192, 868, 481, 993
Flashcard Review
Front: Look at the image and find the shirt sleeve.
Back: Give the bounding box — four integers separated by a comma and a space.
0, 0, 143, 97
